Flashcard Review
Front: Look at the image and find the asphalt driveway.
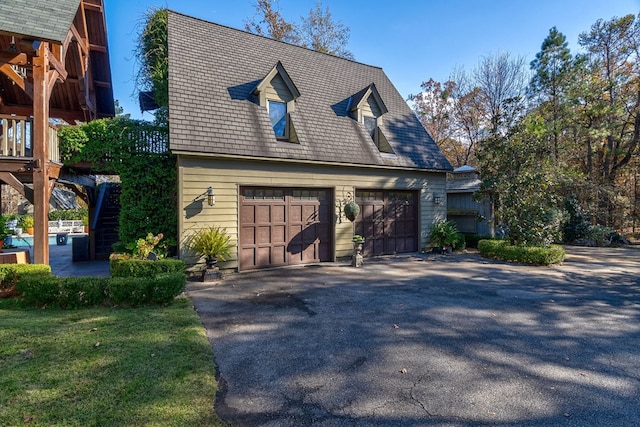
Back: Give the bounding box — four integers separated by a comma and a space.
187, 247, 640, 426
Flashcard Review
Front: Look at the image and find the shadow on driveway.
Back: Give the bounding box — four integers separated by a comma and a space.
187, 247, 640, 426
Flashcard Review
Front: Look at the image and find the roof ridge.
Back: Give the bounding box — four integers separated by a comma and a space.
167, 9, 383, 71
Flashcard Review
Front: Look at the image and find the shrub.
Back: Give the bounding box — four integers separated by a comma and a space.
16, 272, 185, 308
185, 226, 233, 263
586, 225, 614, 247
429, 220, 463, 249
0, 264, 51, 299
478, 240, 566, 265
108, 272, 185, 306
110, 258, 186, 278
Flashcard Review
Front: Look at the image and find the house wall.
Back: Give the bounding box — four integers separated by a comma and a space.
447, 192, 493, 236
178, 155, 447, 269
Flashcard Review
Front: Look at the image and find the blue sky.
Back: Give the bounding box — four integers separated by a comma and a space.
104, 0, 640, 118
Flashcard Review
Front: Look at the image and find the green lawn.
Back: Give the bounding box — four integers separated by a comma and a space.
0, 298, 223, 426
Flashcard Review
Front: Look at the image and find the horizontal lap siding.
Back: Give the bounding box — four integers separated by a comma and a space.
178, 155, 446, 269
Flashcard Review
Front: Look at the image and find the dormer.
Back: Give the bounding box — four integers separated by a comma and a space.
254, 61, 300, 142
349, 84, 394, 154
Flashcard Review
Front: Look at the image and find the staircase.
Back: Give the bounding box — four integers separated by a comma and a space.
92, 183, 121, 260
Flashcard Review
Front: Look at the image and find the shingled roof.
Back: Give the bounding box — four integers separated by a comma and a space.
167, 11, 452, 172
0, 0, 80, 43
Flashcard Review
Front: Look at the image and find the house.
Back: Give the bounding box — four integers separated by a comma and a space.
0, 0, 114, 264
446, 165, 494, 236
167, 11, 452, 271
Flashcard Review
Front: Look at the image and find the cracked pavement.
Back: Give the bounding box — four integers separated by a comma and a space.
187, 247, 640, 426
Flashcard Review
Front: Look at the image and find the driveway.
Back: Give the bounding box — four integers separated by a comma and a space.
186, 247, 640, 426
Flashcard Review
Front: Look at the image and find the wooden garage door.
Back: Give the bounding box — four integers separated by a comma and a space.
355, 190, 418, 257
240, 187, 332, 270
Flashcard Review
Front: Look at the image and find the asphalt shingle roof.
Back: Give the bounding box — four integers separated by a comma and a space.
167, 11, 452, 172
0, 0, 80, 43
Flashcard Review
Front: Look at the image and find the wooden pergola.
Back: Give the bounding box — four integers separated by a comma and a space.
0, 0, 114, 264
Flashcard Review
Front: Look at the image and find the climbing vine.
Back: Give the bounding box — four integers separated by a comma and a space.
58, 118, 176, 245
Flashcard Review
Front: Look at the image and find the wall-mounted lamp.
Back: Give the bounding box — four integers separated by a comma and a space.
433, 193, 442, 205
207, 187, 216, 207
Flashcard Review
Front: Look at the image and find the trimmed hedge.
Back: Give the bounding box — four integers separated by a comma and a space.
478, 240, 566, 265
16, 272, 186, 308
0, 264, 52, 299
110, 258, 186, 278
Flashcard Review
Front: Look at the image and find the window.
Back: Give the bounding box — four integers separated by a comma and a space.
364, 116, 377, 140
269, 100, 287, 138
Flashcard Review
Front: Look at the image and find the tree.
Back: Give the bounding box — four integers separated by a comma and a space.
570, 14, 640, 225
297, 1, 354, 60
529, 27, 574, 161
245, 0, 298, 43
245, 0, 354, 59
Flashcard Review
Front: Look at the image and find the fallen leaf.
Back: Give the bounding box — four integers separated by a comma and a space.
400, 368, 407, 374
94, 341, 101, 347
23, 415, 34, 423
151, 353, 156, 358
89, 328, 97, 332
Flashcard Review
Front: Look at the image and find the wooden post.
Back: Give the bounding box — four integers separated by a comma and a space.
32, 43, 50, 265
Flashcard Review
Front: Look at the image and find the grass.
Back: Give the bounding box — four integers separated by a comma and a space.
0, 297, 223, 426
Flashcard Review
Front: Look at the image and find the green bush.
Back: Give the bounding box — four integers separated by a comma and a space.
48, 208, 88, 221
0, 264, 51, 298
430, 220, 463, 249
108, 272, 185, 306
586, 224, 614, 246
16, 272, 185, 308
478, 239, 566, 265
110, 258, 186, 278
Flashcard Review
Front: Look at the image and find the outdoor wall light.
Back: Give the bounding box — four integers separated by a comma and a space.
207, 187, 216, 207
433, 193, 442, 205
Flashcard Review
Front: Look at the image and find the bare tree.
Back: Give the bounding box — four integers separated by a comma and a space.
297, 1, 354, 60
245, 0, 298, 43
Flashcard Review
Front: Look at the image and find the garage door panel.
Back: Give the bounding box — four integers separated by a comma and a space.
356, 190, 418, 257
272, 205, 285, 223
240, 187, 332, 270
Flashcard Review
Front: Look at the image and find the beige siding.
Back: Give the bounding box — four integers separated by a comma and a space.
178, 155, 447, 269
266, 74, 293, 102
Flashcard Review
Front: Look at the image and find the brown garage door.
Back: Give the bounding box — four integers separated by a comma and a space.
240, 187, 332, 270
355, 190, 418, 257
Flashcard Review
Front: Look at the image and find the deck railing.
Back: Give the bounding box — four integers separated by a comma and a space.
0, 115, 60, 162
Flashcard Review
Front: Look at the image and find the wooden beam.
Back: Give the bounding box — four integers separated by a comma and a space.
0, 52, 28, 66
71, 24, 89, 55
82, 2, 103, 12
0, 171, 33, 202
47, 49, 68, 82
0, 104, 86, 124
0, 64, 33, 98
89, 43, 107, 53
0, 159, 35, 173
32, 42, 51, 265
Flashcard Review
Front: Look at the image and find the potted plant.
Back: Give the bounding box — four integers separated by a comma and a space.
429, 219, 461, 254
19, 215, 34, 235
185, 226, 234, 280
82, 215, 89, 233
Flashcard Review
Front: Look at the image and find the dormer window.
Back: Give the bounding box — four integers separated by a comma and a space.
269, 100, 287, 138
350, 83, 394, 154
254, 61, 300, 142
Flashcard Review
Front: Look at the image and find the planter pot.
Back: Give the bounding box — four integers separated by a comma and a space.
351, 242, 364, 267
26, 227, 34, 235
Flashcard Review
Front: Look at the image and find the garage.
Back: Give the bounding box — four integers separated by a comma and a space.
354, 190, 419, 257
239, 187, 333, 270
